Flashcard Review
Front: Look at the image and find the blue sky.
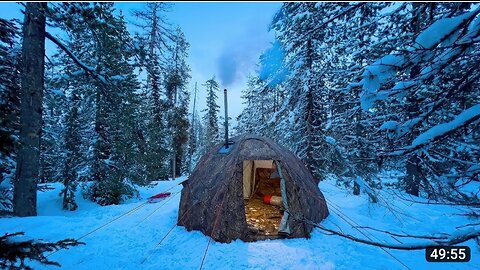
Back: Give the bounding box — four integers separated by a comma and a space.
0, 2, 282, 125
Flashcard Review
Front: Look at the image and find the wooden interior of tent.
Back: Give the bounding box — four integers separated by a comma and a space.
243, 160, 284, 239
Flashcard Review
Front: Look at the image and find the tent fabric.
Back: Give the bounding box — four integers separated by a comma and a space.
177, 134, 329, 243
276, 160, 291, 235
242, 161, 253, 199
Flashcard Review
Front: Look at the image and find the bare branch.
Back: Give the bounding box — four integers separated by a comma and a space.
308, 220, 480, 250
456, 222, 480, 229
308, 3, 367, 37
45, 31, 114, 102
45, 31, 106, 84
354, 226, 449, 240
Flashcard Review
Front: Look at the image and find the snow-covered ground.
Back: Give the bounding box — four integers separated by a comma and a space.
1, 176, 479, 270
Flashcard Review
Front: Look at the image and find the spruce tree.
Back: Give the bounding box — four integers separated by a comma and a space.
44, 3, 101, 208
0, 18, 21, 212
87, 5, 143, 205
61, 91, 81, 210
202, 77, 220, 149
132, 2, 175, 181
164, 28, 191, 176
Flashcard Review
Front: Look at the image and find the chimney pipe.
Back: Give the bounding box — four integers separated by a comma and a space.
224, 89, 229, 149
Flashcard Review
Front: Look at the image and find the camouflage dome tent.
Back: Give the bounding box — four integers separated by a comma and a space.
177, 134, 329, 243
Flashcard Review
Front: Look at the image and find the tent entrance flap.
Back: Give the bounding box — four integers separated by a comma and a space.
243, 160, 284, 239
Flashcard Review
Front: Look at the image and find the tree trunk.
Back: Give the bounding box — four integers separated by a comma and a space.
403, 3, 423, 197
13, 2, 46, 217
405, 154, 421, 196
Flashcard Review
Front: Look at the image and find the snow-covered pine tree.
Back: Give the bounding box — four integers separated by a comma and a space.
236, 75, 270, 136
164, 27, 191, 176
354, 3, 480, 200
86, 5, 143, 205
44, 3, 102, 209
202, 77, 221, 150
132, 2, 175, 181
49, 3, 146, 205
61, 90, 80, 210
13, 2, 104, 214
174, 90, 190, 175
0, 18, 21, 212
269, 2, 332, 180
41, 62, 67, 185
313, 2, 390, 191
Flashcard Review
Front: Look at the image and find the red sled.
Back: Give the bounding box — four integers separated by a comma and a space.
147, 192, 171, 203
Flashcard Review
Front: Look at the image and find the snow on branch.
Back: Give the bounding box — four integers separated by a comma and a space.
358, 6, 480, 111
45, 31, 107, 84
412, 104, 480, 147
393, 103, 480, 155
0, 232, 84, 269
412, 9, 478, 50
359, 54, 405, 110
45, 31, 118, 103
378, 67, 480, 145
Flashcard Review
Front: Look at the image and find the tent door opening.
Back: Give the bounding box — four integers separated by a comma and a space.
243, 160, 289, 240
